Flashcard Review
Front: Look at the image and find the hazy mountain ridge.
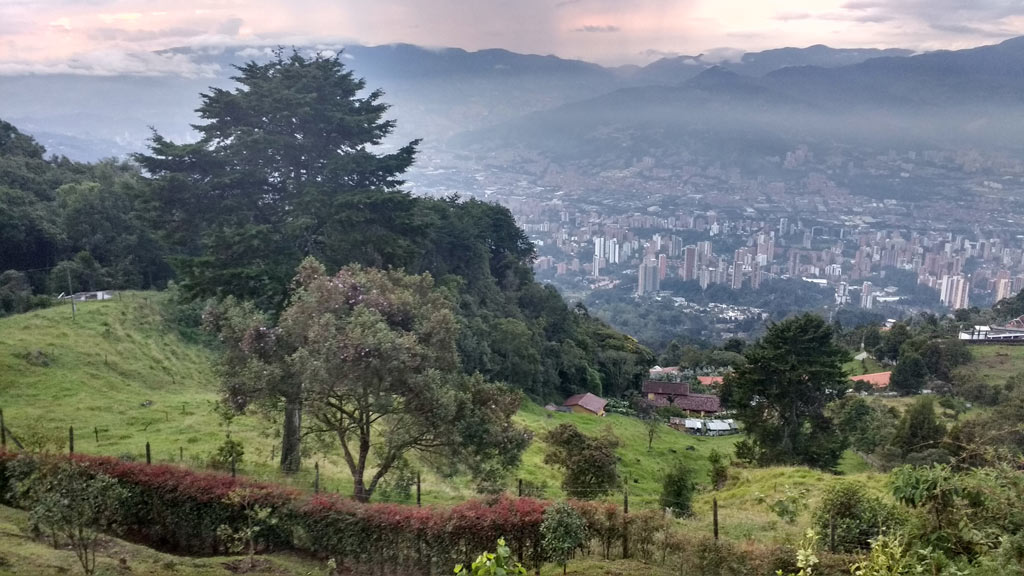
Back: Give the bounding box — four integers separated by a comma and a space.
0, 41, 926, 161
457, 35, 1024, 169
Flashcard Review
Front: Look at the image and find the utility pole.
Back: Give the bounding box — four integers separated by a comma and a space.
66, 268, 76, 321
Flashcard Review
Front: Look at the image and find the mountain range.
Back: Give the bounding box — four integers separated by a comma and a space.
1, 38, 1022, 162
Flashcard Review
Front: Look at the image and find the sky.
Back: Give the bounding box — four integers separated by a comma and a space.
1, 0, 1022, 75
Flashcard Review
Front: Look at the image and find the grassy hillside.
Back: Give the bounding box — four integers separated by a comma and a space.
0, 294, 876, 516
0, 295, 280, 470
960, 344, 1024, 386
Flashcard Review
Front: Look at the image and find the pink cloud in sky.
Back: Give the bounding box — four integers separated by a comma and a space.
0, 0, 1020, 75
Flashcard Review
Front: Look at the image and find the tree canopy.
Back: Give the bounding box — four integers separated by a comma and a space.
721, 313, 849, 470
136, 50, 419, 312
210, 259, 529, 501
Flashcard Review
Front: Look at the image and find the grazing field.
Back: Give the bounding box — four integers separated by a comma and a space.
843, 356, 884, 377
960, 344, 1024, 386
0, 295, 876, 517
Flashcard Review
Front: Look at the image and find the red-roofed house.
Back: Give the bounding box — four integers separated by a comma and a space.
563, 393, 608, 416
642, 380, 721, 414
697, 376, 724, 388
851, 371, 891, 389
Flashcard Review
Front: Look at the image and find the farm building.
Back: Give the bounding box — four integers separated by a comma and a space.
851, 371, 891, 389
562, 392, 607, 416
669, 417, 739, 436
642, 380, 721, 414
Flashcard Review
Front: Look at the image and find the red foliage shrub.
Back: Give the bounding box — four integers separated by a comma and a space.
0, 450, 632, 574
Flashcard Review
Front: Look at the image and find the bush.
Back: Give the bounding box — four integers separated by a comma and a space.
691, 537, 748, 576
708, 449, 729, 490
541, 502, 588, 574
660, 461, 695, 517
455, 538, 526, 576
543, 424, 620, 499
814, 482, 903, 553
208, 437, 244, 471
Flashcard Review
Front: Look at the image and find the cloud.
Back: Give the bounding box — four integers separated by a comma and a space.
0, 49, 220, 77
574, 25, 620, 33
838, 0, 1024, 33
699, 46, 744, 64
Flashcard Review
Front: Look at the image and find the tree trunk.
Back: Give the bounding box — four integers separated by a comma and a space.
280, 398, 302, 473
353, 473, 370, 503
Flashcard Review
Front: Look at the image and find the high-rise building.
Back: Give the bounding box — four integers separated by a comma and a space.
996, 278, 1013, 302
682, 245, 697, 281
658, 254, 668, 281
592, 254, 601, 277
940, 274, 970, 310
836, 281, 850, 305
637, 258, 661, 295
700, 268, 713, 290
860, 282, 874, 309
594, 237, 604, 261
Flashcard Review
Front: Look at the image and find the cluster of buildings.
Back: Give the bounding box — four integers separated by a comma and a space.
526, 205, 1024, 312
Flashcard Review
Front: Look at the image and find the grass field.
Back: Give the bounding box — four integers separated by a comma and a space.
0, 295, 878, 515
0, 295, 893, 572
960, 344, 1024, 386
843, 356, 884, 377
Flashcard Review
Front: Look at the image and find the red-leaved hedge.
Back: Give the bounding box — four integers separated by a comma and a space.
0, 450, 621, 574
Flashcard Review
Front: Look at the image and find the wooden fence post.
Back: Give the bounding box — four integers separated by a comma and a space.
622, 482, 630, 559
94, 426, 99, 443
518, 478, 523, 497
69, 426, 74, 454
713, 497, 719, 541
314, 461, 320, 494
145, 442, 151, 464
1, 409, 6, 448
416, 472, 422, 507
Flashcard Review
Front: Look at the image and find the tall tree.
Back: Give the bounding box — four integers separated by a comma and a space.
210, 259, 528, 500
890, 353, 928, 396
543, 423, 621, 499
136, 50, 418, 312
893, 396, 946, 457
721, 313, 849, 470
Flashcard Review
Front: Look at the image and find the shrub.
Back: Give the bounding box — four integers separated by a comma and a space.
813, 482, 903, 553
541, 501, 588, 574
708, 449, 729, 490
455, 538, 526, 576
27, 461, 128, 575
543, 424, 620, 499
209, 437, 244, 471
660, 461, 695, 517
691, 537, 748, 576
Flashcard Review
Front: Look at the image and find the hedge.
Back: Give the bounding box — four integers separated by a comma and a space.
0, 451, 599, 574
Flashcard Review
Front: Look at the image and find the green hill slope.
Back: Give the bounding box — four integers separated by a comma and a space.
0, 294, 277, 467
0, 294, 874, 523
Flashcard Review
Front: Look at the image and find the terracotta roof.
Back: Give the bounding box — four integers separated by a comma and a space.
698, 376, 724, 387
851, 371, 891, 389
649, 366, 681, 375
563, 392, 607, 414
670, 393, 721, 413
642, 380, 691, 396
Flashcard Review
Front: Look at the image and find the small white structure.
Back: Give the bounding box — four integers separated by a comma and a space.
67, 290, 116, 302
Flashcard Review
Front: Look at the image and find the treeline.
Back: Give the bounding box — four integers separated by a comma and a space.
0, 121, 172, 314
